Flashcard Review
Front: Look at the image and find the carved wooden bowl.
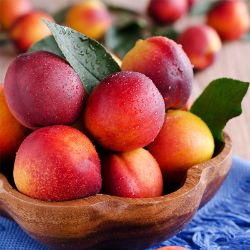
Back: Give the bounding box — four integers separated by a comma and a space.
0, 134, 232, 250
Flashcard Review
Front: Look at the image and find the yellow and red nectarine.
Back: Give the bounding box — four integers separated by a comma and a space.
148, 110, 214, 182
10, 11, 54, 52
65, 0, 112, 40
14, 125, 101, 201
0, 0, 33, 30
0, 85, 28, 162
207, 0, 250, 41
102, 148, 163, 198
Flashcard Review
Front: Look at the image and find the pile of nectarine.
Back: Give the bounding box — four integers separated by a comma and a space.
0, 0, 112, 52
146, 0, 250, 70
0, 0, 54, 52
0, 34, 217, 203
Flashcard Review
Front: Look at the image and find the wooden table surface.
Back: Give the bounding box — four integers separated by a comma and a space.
0, 0, 250, 160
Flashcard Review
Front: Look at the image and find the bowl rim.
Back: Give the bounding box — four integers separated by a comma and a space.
0, 133, 232, 208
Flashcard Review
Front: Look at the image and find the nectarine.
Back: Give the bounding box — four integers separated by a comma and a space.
102, 148, 163, 198
10, 11, 54, 52
207, 0, 250, 40
157, 246, 188, 250
14, 125, 101, 201
0, 0, 32, 30
148, 0, 188, 24
0, 85, 28, 162
84, 71, 165, 151
122, 36, 193, 109
65, 0, 112, 40
4, 51, 86, 129
178, 24, 222, 70
148, 110, 214, 182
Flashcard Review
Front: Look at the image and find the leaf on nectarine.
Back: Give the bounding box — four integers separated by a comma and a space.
191, 78, 249, 147
29, 35, 64, 58
42, 20, 121, 94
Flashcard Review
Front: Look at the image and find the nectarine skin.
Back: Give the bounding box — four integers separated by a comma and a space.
157, 246, 188, 250
84, 71, 165, 151
207, 0, 250, 41
14, 125, 101, 201
4, 51, 85, 129
122, 37, 193, 109
147, 110, 214, 181
102, 148, 163, 198
65, 0, 112, 40
148, 0, 188, 24
178, 24, 222, 70
0, 85, 28, 162
10, 11, 53, 52
0, 0, 33, 30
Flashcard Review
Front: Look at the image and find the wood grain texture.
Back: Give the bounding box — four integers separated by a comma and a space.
0, 135, 232, 250
0, 0, 249, 159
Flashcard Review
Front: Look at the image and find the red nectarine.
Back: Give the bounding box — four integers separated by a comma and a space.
178, 24, 222, 70
84, 71, 165, 151
4, 51, 86, 129
14, 125, 101, 201
148, 0, 188, 24
102, 148, 163, 198
122, 36, 193, 109
207, 0, 250, 40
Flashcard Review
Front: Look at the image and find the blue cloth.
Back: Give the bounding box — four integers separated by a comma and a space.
0, 156, 249, 250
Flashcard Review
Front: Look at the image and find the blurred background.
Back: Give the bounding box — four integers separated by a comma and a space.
0, 0, 250, 159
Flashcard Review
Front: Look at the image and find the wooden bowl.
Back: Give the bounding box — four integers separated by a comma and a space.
0, 134, 232, 250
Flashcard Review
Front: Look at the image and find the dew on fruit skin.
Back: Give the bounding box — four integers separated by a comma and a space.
132, 125, 140, 130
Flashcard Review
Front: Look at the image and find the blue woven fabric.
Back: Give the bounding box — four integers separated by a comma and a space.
0, 156, 249, 250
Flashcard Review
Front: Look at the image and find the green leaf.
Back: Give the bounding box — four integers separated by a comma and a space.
190, 0, 218, 16
105, 21, 145, 58
29, 35, 64, 58
105, 4, 148, 57
190, 78, 249, 147
107, 5, 138, 15
44, 20, 121, 94
53, 6, 71, 24
151, 26, 180, 41
107, 5, 139, 28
